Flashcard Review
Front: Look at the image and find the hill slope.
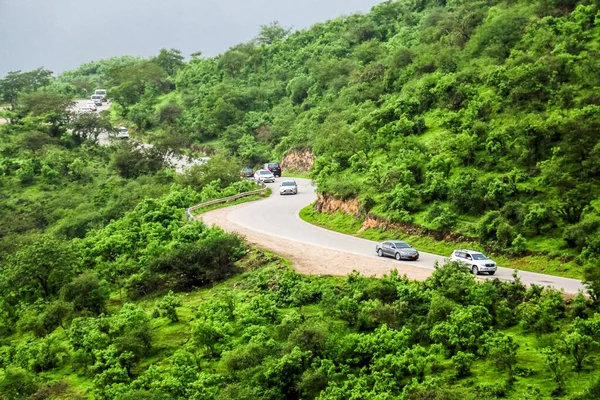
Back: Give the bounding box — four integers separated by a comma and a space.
72, 0, 600, 276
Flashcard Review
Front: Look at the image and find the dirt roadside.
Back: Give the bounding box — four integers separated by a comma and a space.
198, 203, 434, 280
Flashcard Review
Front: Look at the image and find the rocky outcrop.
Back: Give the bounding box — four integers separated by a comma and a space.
314, 194, 474, 243
281, 148, 316, 173
314, 193, 360, 216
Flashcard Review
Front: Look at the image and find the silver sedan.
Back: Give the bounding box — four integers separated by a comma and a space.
376, 240, 419, 261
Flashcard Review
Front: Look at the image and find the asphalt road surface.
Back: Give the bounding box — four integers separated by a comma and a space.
228, 178, 585, 294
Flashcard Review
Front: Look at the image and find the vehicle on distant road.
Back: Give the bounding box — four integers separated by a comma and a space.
450, 249, 497, 275
241, 168, 254, 178
254, 169, 275, 183
95, 89, 107, 102
86, 102, 97, 111
376, 240, 419, 261
78, 107, 93, 113
279, 180, 298, 195
116, 127, 129, 139
264, 162, 282, 177
91, 95, 103, 106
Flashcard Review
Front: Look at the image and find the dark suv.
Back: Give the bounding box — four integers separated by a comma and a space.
264, 162, 282, 177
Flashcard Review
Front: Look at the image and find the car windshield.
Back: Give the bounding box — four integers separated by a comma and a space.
96, 90, 106, 95
393, 242, 411, 249
281, 181, 296, 186
260, 170, 271, 175
119, 128, 128, 133
471, 253, 488, 260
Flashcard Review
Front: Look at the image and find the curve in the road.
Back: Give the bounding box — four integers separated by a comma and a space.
225, 178, 584, 294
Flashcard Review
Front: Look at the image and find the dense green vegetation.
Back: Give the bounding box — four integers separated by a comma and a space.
46, 0, 600, 277
3, 0, 600, 397
3, 243, 600, 399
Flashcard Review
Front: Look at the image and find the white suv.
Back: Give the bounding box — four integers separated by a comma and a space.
450, 250, 497, 275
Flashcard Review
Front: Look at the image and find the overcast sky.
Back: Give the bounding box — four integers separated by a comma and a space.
0, 0, 384, 77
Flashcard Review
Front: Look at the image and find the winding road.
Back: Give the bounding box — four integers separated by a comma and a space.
72, 99, 585, 293
200, 178, 586, 294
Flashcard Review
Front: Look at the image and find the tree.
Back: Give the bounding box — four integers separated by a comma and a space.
559, 331, 597, 371
452, 351, 475, 378
112, 143, 168, 179
153, 48, 185, 76
2, 235, 78, 299
70, 112, 114, 144
108, 61, 169, 109
157, 290, 183, 322
18, 92, 73, 137
255, 21, 292, 45
61, 272, 109, 314
487, 333, 519, 384
542, 348, 568, 395
583, 261, 600, 305
0, 68, 52, 109
0, 367, 38, 399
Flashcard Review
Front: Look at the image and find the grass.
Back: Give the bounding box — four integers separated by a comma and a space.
282, 168, 311, 179
299, 204, 584, 280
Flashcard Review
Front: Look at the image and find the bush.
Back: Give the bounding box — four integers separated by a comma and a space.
156, 103, 183, 125
61, 272, 109, 314
452, 351, 475, 378
157, 291, 183, 322
0, 367, 38, 399
149, 231, 246, 291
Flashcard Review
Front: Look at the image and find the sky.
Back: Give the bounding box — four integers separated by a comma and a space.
0, 0, 384, 77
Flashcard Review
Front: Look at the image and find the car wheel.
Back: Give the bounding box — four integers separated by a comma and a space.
395, 253, 401, 261
377, 249, 383, 257
488, 271, 495, 276
471, 265, 479, 275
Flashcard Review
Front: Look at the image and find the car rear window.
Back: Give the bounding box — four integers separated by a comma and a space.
268, 163, 280, 168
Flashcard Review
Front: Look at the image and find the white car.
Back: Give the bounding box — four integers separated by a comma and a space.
86, 102, 97, 111
450, 250, 497, 275
254, 169, 275, 183
78, 107, 92, 113
116, 126, 129, 139
279, 180, 298, 195
91, 94, 103, 106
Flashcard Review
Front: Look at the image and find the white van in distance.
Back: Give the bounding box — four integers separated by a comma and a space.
95, 89, 107, 102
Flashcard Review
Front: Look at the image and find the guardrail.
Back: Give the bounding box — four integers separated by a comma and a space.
185, 184, 268, 222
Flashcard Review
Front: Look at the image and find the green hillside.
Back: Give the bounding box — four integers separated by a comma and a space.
3, 0, 600, 398
52, 0, 600, 277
